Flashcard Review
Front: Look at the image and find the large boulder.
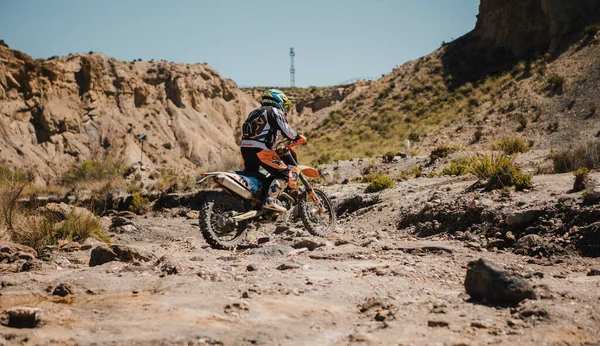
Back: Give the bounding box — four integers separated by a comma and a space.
464, 258, 537, 306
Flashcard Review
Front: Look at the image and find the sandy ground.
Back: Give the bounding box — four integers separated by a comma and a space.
1, 167, 600, 345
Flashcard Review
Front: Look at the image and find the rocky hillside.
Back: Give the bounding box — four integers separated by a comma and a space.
300, 0, 600, 165
242, 83, 369, 132
0, 44, 257, 184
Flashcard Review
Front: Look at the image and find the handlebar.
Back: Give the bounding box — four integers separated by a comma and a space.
275, 135, 306, 151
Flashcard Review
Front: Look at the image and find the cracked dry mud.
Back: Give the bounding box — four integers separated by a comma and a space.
1, 172, 600, 345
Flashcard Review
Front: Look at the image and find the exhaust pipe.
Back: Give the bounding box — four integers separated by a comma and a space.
214, 174, 254, 200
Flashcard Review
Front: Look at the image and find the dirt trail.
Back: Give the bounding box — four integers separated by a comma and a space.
1, 170, 600, 345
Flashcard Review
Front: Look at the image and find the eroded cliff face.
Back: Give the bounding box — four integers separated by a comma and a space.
0, 46, 257, 182
474, 0, 600, 57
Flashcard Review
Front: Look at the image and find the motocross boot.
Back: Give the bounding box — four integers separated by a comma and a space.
262, 178, 287, 213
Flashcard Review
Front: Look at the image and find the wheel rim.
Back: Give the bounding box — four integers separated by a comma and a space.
306, 191, 333, 230
211, 199, 244, 242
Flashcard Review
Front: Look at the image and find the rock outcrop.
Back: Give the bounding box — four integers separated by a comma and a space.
0, 46, 258, 183
475, 0, 600, 57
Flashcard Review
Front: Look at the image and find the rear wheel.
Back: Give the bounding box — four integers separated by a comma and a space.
199, 192, 249, 250
299, 187, 336, 237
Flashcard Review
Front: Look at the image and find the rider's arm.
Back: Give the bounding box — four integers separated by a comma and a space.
273, 108, 300, 140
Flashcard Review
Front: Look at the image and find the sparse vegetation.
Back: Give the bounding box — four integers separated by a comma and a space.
0, 170, 109, 253
398, 165, 423, 180
442, 161, 470, 176
430, 145, 460, 160
62, 160, 124, 186
551, 141, 600, 173
363, 173, 396, 193
547, 73, 565, 94
129, 192, 151, 214
150, 168, 195, 193
163, 142, 173, 150
470, 153, 532, 190
492, 136, 530, 155
573, 167, 591, 192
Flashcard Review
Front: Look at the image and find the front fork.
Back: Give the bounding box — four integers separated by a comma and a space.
299, 174, 325, 213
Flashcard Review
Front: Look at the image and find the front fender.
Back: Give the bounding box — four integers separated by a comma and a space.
298, 166, 319, 178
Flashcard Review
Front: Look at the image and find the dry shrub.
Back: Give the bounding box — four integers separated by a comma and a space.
492, 136, 530, 155
0, 167, 109, 253
398, 165, 423, 180
62, 160, 124, 186
551, 141, 600, 173
151, 168, 195, 193
129, 192, 151, 215
442, 161, 470, 176
470, 153, 532, 191
430, 145, 460, 160
573, 168, 591, 192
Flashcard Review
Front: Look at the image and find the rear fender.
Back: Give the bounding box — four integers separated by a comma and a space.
196, 172, 226, 185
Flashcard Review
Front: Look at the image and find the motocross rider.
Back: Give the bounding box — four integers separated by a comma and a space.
240, 89, 306, 213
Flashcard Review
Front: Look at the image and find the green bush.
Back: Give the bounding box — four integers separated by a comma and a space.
492, 136, 530, 155
129, 192, 151, 214
470, 153, 532, 190
398, 165, 423, 180
163, 142, 173, 150
551, 141, 600, 173
364, 174, 395, 193
442, 161, 470, 176
62, 160, 123, 185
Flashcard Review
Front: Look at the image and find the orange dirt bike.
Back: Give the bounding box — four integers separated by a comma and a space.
196, 138, 336, 250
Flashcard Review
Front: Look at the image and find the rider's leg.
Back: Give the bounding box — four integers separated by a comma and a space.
256, 149, 289, 213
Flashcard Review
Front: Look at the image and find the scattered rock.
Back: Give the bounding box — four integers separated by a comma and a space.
38, 203, 95, 221
428, 320, 449, 327
257, 236, 271, 245
464, 258, 537, 306
504, 231, 517, 245
246, 264, 259, 272
335, 195, 381, 216
111, 216, 135, 228
276, 263, 300, 271
52, 283, 73, 297
293, 238, 329, 251
505, 210, 542, 228
359, 297, 396, 322
324, 232, 353, 246
0, 307, 43, 328
471, 321, 491, 329
89, 244, 154, 267
587, 269, 600, 276
111, 224, 138, 234
54, 258, 72, 267
251, 245, 294, 257
155, 254, 180, 275
273, 225, 290, 234
583, 191, 600, 205
514, 234, 545, 255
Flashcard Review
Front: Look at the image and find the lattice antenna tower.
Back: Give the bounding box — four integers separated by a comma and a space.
289, 47, 295, 87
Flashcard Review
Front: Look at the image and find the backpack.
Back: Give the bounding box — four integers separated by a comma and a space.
242, 108, 265, 139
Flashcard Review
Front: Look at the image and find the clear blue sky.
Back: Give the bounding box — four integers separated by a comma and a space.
0, 0, 479, 87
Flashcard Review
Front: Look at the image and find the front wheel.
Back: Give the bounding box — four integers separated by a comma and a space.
199, 192, 249, 250
299, 187, 336, 237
